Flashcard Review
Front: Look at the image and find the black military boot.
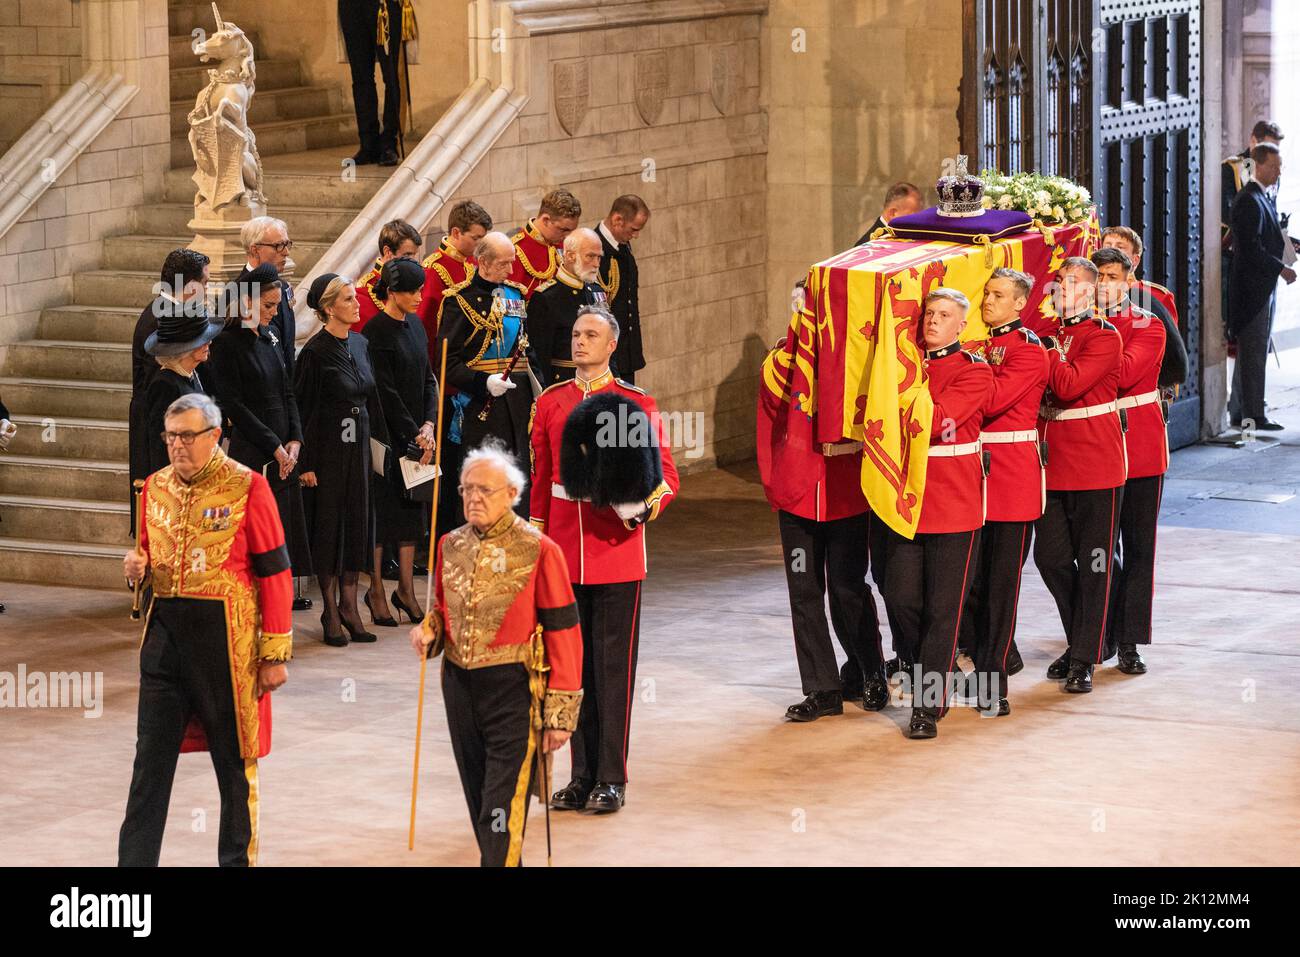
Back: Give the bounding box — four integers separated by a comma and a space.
1047, 649, 1072, 679
907, 707, 939, 739
1064, 661, 1093, 693
839, 660, 864, 703
861, 668, 890, 712
785, 690, 844, 722
1116, 643, 1147, 674
550, 778, 594, 811
585, 782, 626, 813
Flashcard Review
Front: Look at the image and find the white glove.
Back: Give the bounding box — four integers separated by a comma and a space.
613, 500, 649, 522
0, 419, 15, 450
486, 374, 517, 397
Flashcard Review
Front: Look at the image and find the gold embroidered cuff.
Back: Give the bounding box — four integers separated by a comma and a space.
544, 688, 583, 731
259, 632, 293, 662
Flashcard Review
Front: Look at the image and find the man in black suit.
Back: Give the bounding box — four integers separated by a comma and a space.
339, 0, 402, 167
596, 195, 648, 384
1228, 143, 1294, 431
854, 181, 922, 246
235, 217, 297, 376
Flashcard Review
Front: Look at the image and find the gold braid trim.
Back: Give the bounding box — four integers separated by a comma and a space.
514, 236, 557, 281
600, 258, 620, 301
258, 632, 293, 662
505, 625, 549, 866
544, 688, 583, 731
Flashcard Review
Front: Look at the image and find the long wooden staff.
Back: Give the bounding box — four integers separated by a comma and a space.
409, 338, 449, 851
130, 479, 146, 620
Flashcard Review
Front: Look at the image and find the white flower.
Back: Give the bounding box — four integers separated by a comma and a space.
998, 194, 1014, 210
981, 196, 994, 209
1053, 205, 1065, 220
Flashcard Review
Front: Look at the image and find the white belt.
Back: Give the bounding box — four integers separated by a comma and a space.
1117, 389, 1160, 410
551, 482, 587, 502
821, 440, 863, 457
928, 440, 981, 458
1039, 400, 1118, 421
980, 429, 1039, 444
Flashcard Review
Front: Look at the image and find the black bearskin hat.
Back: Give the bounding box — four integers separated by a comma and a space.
559, 391, 663, 507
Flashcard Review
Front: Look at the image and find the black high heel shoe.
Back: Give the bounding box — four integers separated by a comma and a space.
390, 590, 423, 624
340, 614, 377, 644
364, 590, 397, 627
320, 612, 348, 648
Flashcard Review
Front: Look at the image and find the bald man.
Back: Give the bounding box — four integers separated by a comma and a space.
528, 227, 609, 385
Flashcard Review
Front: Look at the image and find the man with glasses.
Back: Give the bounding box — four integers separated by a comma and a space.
236, 217, 297, 373
120, 393, 293, 867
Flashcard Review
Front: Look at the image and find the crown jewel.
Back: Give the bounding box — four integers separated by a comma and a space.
935, 155, 986, 218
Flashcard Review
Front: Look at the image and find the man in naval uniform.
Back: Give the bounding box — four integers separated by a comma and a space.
596, 195, 650, 384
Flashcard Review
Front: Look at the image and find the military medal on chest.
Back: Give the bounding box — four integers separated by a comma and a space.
988, 344, 1006, 366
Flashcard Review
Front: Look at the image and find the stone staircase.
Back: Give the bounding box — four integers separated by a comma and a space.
0, 4, 391, 589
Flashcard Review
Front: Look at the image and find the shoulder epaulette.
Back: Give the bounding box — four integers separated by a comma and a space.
443, 274, 474, 298
1020, 328, 1042, 345
509, 228, 526, 244
1097, 317, 1118, 332
501, 278, 529, 295
535, 278, 557, 294
962, 350, 987, 363
616, 378, 647, 393
537, 380, 570, 401
1142, 280, 1174, 296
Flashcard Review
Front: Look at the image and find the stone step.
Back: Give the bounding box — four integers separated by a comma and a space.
5, 414, 129, 461
170, 57, 303, 100
168, 29, 264, 62
132, 202, 362, 243
3, 340, 132, 382
0, 453, 128, 502
169, 112, 356, 166
169, 85, 342, 135
74, 270, 159, 308
102, 234, 332, 274
164, 163, 382, 209
0, 376, 132, 419
0, 536, 125, 589
0, 493, 131, 547
37, 305, 140, 344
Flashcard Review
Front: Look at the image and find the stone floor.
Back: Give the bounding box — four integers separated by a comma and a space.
2, 357, 1299, 867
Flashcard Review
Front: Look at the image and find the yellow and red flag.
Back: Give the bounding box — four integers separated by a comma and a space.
759, 219, 1094, 538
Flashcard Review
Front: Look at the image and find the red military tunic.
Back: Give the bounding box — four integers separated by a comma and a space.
918, 342, 994, 534
428, 511, 584, 730
354, 258, 384, 332
1036, 311, 1126, 491
138, 447, 293, 759
967, 319, 1050, 521
509, 219, 560, 299
1134, 279, 1179, 330
418, 238, 476, 358
529, 369, 679, 584
759, 439, 869, 522
1109, 299, 1168, 479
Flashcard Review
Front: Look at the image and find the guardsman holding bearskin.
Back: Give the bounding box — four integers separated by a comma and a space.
355, 219, 423, 331
596, 195, 650, 384
1093, 247, 1167, 677
409, 442, 583, 867
416, 199, 492, 357
531, 305, 678, 813
880, 288, 993, 740
960, 268, 1049, 716
529, 227, 609, 385
509, 188, 582, 298
1034, 257, 1126, 694
119, 393, 293, 867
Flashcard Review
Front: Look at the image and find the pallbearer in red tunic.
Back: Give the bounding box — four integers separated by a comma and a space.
416, 199, 491, 356
879, 288, 993, 740
355, 219, 423, 331
410, 445, 582, 867
509, 188, 581, 299
1034, 257, 1126, 694
1095, 247, 1167, 677
530, 307, 678, 812
120, 393, 293, 868
1101, 225, 1188, 391
961, 269, 1049, 716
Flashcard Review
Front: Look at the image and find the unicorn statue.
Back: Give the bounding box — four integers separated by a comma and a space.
188, 3, 266, 214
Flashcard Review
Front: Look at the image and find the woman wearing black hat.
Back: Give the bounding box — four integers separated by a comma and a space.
207, 263, 314, 592
295, 273, 387, 646
363, 255, 439, 626
138, 300, 224, 474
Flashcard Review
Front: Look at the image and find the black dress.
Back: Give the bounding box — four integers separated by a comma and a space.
128, 299, 162, 487
208, 325, 312, 576
141, 367, 206, 475
362, 310, 439, 542
294, 329, 385, 575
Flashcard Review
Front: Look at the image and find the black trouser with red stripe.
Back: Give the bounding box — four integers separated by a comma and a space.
879, 527, 980, 716
571, 581, 641, 785
963, 520, 1033, 700
1109, 474, 1164, 646
119, 598, 257, 867
441, 660, 534, 867
777, 510, 884, 695
1034, 486, 1124, 664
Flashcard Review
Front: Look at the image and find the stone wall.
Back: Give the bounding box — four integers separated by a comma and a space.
0, 0, 83, 154
763, 0, 963, 337
0, 0, 172, 345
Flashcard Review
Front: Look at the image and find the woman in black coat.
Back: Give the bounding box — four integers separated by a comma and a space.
295, 273, 387, 646
139, 307, 223, 474
362, 255, 439, 626
207, 263, 312, 582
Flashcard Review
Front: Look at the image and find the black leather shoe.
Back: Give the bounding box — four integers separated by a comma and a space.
885, 656, 903, 677
785, 690, 843, 722
1255, 419, 1285, 431
413, 561, 429, 576
351, 149, 378, 166
978, 697, 1011, 717
341, 615, 377, 643
550, 778, 593, 811
1006, 642, 1024, 676
381, 557, 400, 580
1064, 661, 1093, 693
1116, 643, 1147, 674
378, 147, 401, 167
839, 661, 864, 703
1047, 649, 1071, 679
319, 612, 348, 648
861, 669, 889, 712
293, 596, 313, 610
907, 708, 938, 739
585, 782, 625, 813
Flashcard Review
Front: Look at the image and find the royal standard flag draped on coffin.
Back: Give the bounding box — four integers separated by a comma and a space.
759, 217, 1096, 539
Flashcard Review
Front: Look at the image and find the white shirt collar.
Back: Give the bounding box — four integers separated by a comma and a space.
598, 220, 619, 249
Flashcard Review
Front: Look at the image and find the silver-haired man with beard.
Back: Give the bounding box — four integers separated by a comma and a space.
527, 227, 610, 385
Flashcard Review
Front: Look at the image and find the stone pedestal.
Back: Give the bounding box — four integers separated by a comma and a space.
188, 201, 266, 282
